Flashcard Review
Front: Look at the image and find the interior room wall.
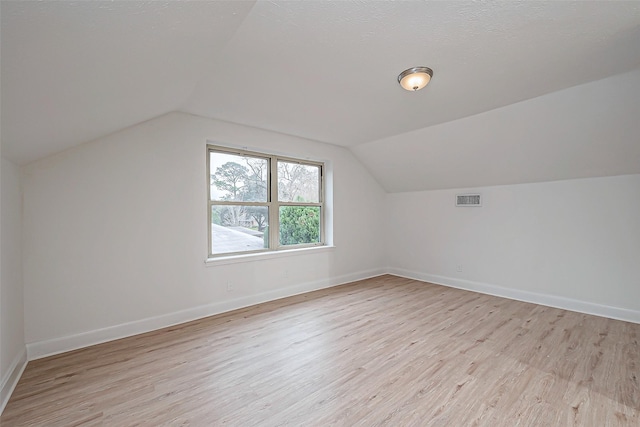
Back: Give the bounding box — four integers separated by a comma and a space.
22, 112, 386, 358
386, 174, 640, 323
1, 157, 27, 412
14, 72, 640, 364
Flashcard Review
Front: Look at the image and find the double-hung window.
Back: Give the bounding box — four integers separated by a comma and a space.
207, 145, 324, 257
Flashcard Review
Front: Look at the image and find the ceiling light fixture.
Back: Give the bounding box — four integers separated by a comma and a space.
398, 66, 433, 91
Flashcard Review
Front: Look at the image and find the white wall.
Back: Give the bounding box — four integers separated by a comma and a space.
1, 158, 27, 412
22, 112, 386, 357
386, 174, 640, 322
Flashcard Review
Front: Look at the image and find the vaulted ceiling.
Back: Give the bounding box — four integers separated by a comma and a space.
2, 1, 640, 191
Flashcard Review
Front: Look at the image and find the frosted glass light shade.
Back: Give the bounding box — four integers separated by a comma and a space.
398, 67, 433, 91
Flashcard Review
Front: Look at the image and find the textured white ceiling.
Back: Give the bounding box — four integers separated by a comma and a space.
2, 1, 640, 190
1, 0, 256, 163
183, 1, 640, 146
354, 69, 640, 192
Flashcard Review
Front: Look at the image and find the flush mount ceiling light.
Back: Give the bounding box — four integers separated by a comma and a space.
398, 66, 433, 91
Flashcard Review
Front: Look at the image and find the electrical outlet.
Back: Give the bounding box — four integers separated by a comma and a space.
226, 282, 233, 292
456, 264, 463, 272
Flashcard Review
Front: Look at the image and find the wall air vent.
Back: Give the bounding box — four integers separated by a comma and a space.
456, 193, 482, 207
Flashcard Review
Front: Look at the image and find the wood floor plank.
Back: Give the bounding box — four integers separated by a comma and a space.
2, 275, 639, 426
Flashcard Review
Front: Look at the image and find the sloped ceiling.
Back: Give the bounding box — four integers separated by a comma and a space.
2, 1, 640, 191
1, 0, 256, 163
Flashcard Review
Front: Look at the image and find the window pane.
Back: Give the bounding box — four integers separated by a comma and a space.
279, 206, 320, 246
210, 152, 268, 202
211, 205, 268, 254
277, 161, 320, 202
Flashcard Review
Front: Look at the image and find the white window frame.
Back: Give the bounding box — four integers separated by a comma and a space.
207, 144, 325, 258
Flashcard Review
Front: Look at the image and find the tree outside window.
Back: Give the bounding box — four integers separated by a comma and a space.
208, 146, 324, 257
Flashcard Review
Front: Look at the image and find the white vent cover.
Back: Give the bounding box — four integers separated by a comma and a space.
456, 193, 482, 207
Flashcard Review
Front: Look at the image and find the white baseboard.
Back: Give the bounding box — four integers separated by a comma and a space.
0, 347, 28, 416
387, 268, 640, 324
27, 268, 386, 360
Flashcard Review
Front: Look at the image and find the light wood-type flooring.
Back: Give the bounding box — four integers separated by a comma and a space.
2, 275, 639, 426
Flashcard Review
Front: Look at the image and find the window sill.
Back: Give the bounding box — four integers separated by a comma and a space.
204, 245, 335, 267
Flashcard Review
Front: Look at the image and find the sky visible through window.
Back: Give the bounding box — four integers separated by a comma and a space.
209, 149, 323, 255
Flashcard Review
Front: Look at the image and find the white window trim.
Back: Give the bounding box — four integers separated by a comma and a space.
204, 244, 336, 266
207, 144, 327, 259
